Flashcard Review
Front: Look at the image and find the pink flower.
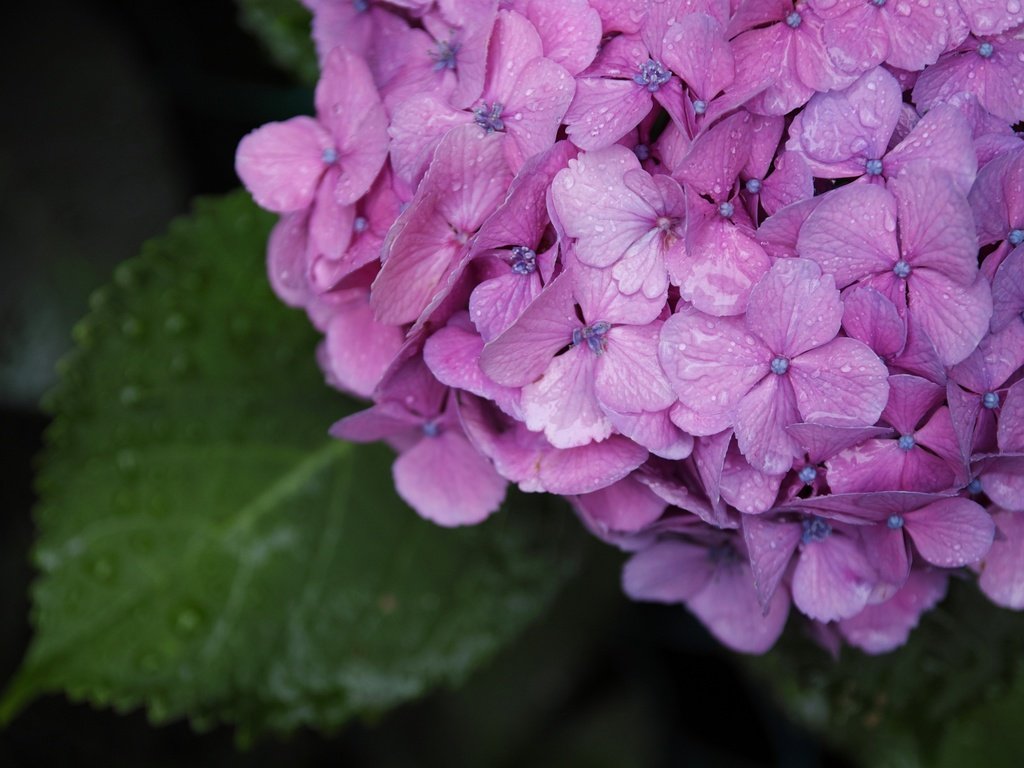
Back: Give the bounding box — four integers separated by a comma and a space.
660, 258, 889, 473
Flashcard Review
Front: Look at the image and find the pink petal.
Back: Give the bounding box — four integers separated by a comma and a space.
719, 446, 784, 514
565, 77, 652, 151
596, 324, 677, 413
236, 117, 331, 213
502, 58, 576, 172
760, 151, 814, 216
659, 308, 771, 434
904, 497, 995, 567
792, 533, 877, 622
469, 269, 543, 343
316, 48, 389, 205
838, 569, 947, 654
622, 540, 714, 603
745, 258, 843, 359
979, 509, 1024, 609
522, 347, 612, 448
674, 218, 771, 316
999, 380, 1024, 453
841, 284, 906, 360
266, 211, 311, 308
519, 0, 602, 74
742, 514, 802, 608
981, 456, 1024, 513
606, 408, 694, 460
787, 67, 901, 174
788, 422, 893, 464
688, 558, 791, 654
480, 271, 576, 386
661, 13, 735, 101
788, 337, 890, 426
885, 105, 977, 197
796, 183, 898, 287
388, 94, 470, 187
308, 166, 355, 261
394, 429, 506, 526
991, 245, 1024, 333
882, 374, 945, 434
482, 9, 544, 101
672, 111, 752, 200
323, 294, 404, 398
735, 372, 801, 474
890, 164, 978, 285
575, 474, 666, 533
538, 436, 649, 494
908, 269, 993, 367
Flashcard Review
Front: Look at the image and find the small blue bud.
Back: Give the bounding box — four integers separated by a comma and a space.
770, 356, 790, 375
893, 260, 912, 278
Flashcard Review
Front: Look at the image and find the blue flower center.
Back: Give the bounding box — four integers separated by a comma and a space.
898, 434, 915, 451
968, 478, 983, 495
572, 321, 611, 355
693, 98, 707, 114
865, 158, 884, 175
745, 178, 762, 194
893, 260, 912, 278
983, 391, 1000, 409
887, 514, 905, 530
431, 39, 460, 71
799, 465, 817, 484
633, 143, 650, 161
353, 216, 369, 233
770, 356, 790, 375
322, 147, 338, 164
801, 516, 832, 544
1008, 228, 1024, 245
510, 245, 537, 275
718, 201, 735, 218
473, 102, 505, 133
353, 0, 369, 11
421, 420, 441, 438
871, 0, 886, 6
786, 11, 802, 28
634, 59, 672, 92
978, 42, 995, 58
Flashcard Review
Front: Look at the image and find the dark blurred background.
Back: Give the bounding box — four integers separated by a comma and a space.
0, 2, 850, 765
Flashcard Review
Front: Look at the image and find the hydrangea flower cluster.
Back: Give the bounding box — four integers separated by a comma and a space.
236, 0, 1024, 654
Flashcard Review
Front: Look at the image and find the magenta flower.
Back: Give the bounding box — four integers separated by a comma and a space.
826, 375, 962, 494
913, 34, 1024, 124
551, 144, 682, 299
660, 258, 889, 473
331, 359, 507, 526
623, 533, 791, 654
563, 2, 686, 150
797, 163, 991, 366
480, 259, 674, 448
786, 67, 976, 194
838, 569, 948, 654
236, 47, 388, 215
969, 146, 1024, 275
372, 126, 513, 325
807, 0, 953, 73
727, 1, 860, 116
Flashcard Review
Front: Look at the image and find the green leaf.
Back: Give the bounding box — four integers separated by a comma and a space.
749, 581, 1024, 768
235, 0, 319, 85
1, 191, 579, 736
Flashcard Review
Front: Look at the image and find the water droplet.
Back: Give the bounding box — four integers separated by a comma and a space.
164, 313, 186, 335
120, 385, 141, 406
90, 556, 116, 581
174, 605, 205, 636
121, 317, 143, 338
116, 449, 138, 473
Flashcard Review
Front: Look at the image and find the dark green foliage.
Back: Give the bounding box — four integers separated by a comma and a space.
751, 580, 1024, 768
1, 192, 578, 737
